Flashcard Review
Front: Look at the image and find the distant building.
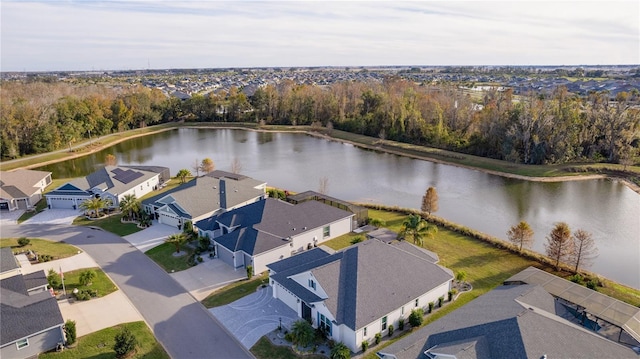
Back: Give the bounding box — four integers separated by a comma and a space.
0, 170, 52, 211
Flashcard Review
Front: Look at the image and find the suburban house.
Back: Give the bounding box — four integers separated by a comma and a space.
195, 197, 355, 275
0, 248, 65, 359
0, 169, 52, 211
267, 238, 454, 353
46, 165, 169, 210
377, 269, 640, 359
143, 170, 266, 228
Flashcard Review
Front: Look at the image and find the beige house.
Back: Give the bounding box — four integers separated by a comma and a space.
0, 170, 52, 211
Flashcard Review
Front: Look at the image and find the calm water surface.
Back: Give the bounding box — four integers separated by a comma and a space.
39, 128, 640, 288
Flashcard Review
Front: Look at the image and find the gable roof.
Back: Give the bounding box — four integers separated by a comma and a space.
144, 173, 265, 220
378, 284, 637, 359
197, 198, 354, 255
0, 169, 51, 200
272, 239, 454, 330
0, 247, 19, 274
50, 166, 164, 198
1, 272, 64, 345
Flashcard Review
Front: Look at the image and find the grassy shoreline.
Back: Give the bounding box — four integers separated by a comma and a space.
2, 122, 638, 191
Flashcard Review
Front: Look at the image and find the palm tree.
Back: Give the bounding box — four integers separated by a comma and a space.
119, 194, 141, 221
176, 169, 191, 184
165, 233, 188, 254
79, 197, 111, 218
330, 342, 351, 359
398, 214, 437, 246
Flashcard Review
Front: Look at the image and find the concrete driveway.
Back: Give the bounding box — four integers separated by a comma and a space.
210, 286, 298, 349
1, 223, 253, 359
0, 209, 24, 225
171, 257, 245, 301
22, 209, 81, 225
123, 221, 179, 252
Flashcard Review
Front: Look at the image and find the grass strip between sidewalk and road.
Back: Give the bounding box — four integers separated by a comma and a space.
201, 272, 269, 308
0, 238, 80, 259
38, 321, 169, 359
251, 337, 326, 359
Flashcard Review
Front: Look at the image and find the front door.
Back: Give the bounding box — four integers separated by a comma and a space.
302, 302, 312, 323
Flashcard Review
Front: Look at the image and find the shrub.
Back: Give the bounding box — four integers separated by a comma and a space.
398, 318, 404, 331
17, 237, 30, 247
438, 296, 445, 307
375, 332, 382, 344
79, 269, 96, 286
291, 320, 314, 347
455, 270, 467, 282
74, 289, 97, 300
47, 269, 62, 289
330, 342, 350, 359
428, 302, 435, 313
570, 274, 585, 284
113, 327, 137, 358
350, 236, 364, 244
388, 324, 394, 337
246, 265, 253, 279
448, 289, 457, 301
586, 279, 598, 291
284, 332, 294, 342
361, 340, 369, 352
409, 308, 424, 327
64, 320, 76, 345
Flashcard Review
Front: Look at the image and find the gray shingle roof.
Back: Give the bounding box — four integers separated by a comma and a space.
267, 247, 332, 273
272, 239, 454, 330
144, 175, 265, 220
1, 273, 64, 346
23, 271, 49, 290
0, 247, 19, 274
0, 169, 50, 200
197, 198, 353, 256
379, 284, 638, 359
61, 165, 163, 199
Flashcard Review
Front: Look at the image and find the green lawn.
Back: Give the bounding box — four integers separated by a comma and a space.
201, 272, 269, 308
145, 242, 195, 272
251, 337, 326, 359
73, 214, 142, 236
58, 267, 118, 298
0, 238, 80, 259
323, 232, 366, 251
38, 321, 169, 359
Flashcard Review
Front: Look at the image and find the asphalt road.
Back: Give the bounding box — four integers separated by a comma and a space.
0, 223, 253, 359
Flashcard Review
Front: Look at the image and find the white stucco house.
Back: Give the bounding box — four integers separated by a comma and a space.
267, 239, 454, 353
0, 170, 52, 211
45, 165, 169, 210
194, 197, 355, 275
143, 170, 266, 228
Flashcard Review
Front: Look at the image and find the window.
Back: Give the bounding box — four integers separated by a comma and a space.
401, 306, 405, 315
318, 313, 333, 336
323, 226, 330, 238
308, 279, 316, 290
382, 316, 387, 331
363, 327, 367, 337
415, 298, 419, 307
16, 338, 29, 350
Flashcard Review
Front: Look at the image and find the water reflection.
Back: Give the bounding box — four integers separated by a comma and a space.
37, 128, 640, 288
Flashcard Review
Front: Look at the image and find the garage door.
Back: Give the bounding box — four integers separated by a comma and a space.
48, 197, 76, 209
0, 202, 9, 210
159, 213, 180, 227
216, 244, 235, 268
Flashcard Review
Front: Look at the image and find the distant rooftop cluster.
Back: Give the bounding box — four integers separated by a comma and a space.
2, 65, 639, 99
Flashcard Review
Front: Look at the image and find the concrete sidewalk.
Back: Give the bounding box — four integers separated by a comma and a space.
17, 251, 98, 275
59, 291, 144, 336
123, 221, 179, 252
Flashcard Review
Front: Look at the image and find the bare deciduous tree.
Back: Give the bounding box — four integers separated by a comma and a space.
570, 229, 598, 273
545, 222, 574, 271
318, 176, 329, 195
230, 157, 243, 174
507, 221, 534, 252
421, 187, 439, 216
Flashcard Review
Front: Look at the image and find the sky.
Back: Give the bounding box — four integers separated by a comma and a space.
1, 0, 639, 72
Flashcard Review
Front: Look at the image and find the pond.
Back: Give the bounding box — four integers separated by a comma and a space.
38, 128, 640, 288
